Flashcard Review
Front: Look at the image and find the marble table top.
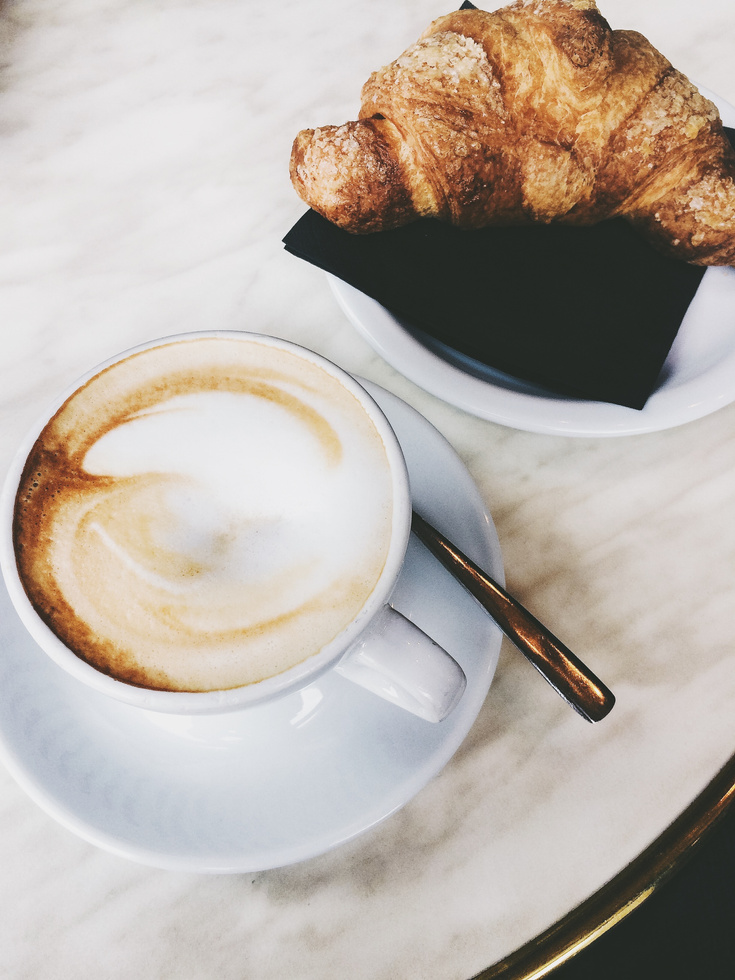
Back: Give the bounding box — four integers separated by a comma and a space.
1, 0, 734, 977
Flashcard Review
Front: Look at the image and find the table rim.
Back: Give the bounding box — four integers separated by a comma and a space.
471, 751, 735, 979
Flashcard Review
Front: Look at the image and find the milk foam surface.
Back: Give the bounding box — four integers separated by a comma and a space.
13, 338, 395, 691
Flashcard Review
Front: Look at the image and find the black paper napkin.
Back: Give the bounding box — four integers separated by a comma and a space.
284, 124, 735, 410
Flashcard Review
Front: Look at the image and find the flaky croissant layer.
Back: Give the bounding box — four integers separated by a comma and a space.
290, 0, 735, 266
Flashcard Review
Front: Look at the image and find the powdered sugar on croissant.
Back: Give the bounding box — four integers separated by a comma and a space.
289, 0, 735, 266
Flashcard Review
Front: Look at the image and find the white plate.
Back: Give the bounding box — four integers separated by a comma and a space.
329, 91, 735, 438
0, 382, 503, 874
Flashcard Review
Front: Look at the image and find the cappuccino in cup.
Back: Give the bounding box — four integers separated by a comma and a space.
11, 334, 395, 693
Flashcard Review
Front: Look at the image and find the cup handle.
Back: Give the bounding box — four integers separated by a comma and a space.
334, 606, 467, 722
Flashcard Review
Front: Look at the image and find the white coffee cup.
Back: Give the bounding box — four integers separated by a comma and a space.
0, 331, 465, 722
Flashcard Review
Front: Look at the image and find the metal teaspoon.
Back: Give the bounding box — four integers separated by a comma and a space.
411, 511, 615, 723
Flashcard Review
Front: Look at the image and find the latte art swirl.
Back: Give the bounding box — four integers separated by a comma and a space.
13, 338, 394, 692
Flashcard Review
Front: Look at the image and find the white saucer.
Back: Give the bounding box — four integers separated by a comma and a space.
330, 92, 735, 438
0, 382, 504, 874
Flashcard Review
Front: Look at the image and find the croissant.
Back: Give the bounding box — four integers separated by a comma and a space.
289, 0, 735, 266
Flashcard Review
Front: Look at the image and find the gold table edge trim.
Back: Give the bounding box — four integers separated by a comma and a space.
472, 751, 735, 980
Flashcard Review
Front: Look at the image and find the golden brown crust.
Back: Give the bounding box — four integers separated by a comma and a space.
289, 118, 419, 233
289, 0, 735, 265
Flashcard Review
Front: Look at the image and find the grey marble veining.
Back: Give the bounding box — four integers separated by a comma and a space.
1, 1, 734, 977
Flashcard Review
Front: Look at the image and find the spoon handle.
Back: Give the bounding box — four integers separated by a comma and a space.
411, 511, 615, 723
